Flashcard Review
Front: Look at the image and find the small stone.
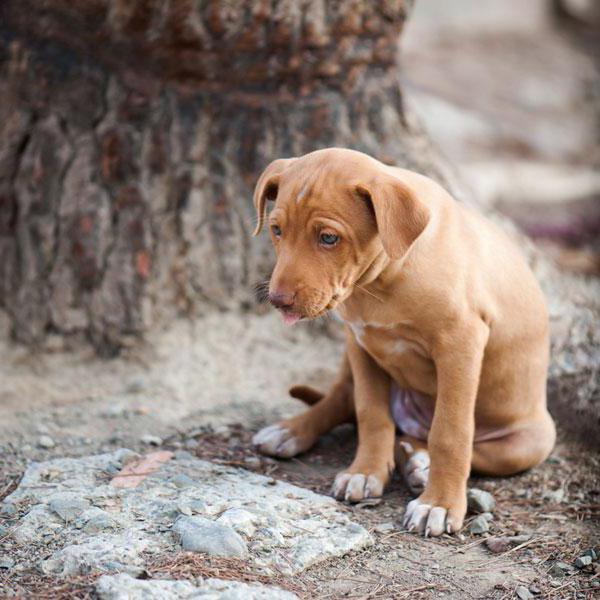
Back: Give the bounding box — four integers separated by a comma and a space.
172, 516, 249, 558
184, 439, 199, 450
549, 561, 573, 577
467, 488, 495, 514
469, 515, 490, 535
574, 555, 592, 568
515, 585, 533, 600
0, 504, 17, 517
140, 434, 162, 446
37, 435, 55, 449
374, 522, 395, 534
485, 534, 531, 554
174, 451, 194, 461
125, 378, 145, 394
529, 585, 541, 594
583, 548, 598, 561
481, 512, 494, 522
217, 508, 258, 537
244, 456, 261, 468
170, 474, 195, 488
0, 557, 15, 569
49, 494, 91, 522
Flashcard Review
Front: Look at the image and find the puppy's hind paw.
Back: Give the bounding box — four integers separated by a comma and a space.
400, 442, 430, 496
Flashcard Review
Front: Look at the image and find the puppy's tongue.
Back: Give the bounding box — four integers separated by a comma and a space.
281, 311, 301, 326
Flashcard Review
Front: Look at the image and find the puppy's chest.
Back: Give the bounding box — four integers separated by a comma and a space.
344, 317, 430, 367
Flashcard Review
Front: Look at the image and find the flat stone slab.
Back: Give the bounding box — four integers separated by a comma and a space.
96, 573, 298, 599
3, 449, 371, 577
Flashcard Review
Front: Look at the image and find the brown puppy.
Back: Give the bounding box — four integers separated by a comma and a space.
251, 148, 555, 537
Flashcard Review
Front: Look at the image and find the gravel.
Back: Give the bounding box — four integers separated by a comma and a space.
467, 488, 496, 514
469, 515, 490, 535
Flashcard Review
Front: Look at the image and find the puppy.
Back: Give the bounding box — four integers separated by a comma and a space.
251, 148, 555, 536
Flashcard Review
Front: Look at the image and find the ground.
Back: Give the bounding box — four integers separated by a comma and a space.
1, 311, 599, 599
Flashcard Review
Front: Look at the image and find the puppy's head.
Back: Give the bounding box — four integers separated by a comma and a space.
253, 148, 430, 324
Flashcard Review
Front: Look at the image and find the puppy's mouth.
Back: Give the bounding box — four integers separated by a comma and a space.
279, 308, 302, 326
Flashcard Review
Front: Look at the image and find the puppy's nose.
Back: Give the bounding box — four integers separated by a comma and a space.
269, 291, 295, 309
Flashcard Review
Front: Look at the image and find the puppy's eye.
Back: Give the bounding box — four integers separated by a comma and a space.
271, 225, 282, 238
319, 232, 339, 246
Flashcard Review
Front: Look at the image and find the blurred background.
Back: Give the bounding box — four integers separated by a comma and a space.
403, 0, 600, 275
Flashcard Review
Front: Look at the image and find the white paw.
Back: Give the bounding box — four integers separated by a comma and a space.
332, 472, 384, 503
252, 424, 303, 458
401, 443, 430, 495
402, 498, 456, 537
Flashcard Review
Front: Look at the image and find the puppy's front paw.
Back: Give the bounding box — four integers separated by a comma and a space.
332, 460, 392, 503
402, 494, 466, 537
252, 423, 314, 458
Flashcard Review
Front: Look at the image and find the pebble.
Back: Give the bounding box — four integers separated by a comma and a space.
374, 522, 395, 534
170, 474, 196, 488
549, 561, 574, 577
217, 508, 258, 537
244, 456, 261, 468
583, 548, 598, 561
469, 515, 490, 535
37, 435, 56, 449
481, 512, 494, 522
140, 434, 162, 446
486, 535, 531, 554
0, 557, 15, 569
172, 516, 249, 558
574, 555, 592, 568
184, 439, 199, 450
49, 494, 91, 522
467, 488, 495, 514
515, 585, 533, 600
0, 504, 17, 517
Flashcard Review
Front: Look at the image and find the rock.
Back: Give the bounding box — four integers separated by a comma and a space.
49, 493, 91, 522
374, 522, 395, 534
549, 561, 574, 577
516, 585, 534, 600
0, 557, 15, 569
170, 474, 195, 488
140, 435, 162, 446
486, 535, 531, 554
467, 488, 496, 514
469, 515, 490, 535
0, 504, 17, 517
183, 439, 199, 450
4, 450, 372, 576
95, 573, 299, 600
172, 516, 248, 558
481, 512, 494, 522
574, 555, 592, 568
37, 435, 56, 449
217, 508, 258, 537
583, 548, 598, 561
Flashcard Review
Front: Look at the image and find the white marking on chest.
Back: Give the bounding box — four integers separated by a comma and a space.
348, 320, 366, 347
393, 339, 411, 354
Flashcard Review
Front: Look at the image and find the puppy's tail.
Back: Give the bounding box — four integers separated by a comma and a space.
288, 385, 324, 406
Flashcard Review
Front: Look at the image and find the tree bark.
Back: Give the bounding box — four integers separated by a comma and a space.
0, 0, 597, 441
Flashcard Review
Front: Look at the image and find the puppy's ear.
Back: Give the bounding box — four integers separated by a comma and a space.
252, 158, 295, 236
355, 174, 430, 259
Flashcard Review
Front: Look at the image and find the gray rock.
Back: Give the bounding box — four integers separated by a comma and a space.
140, 434, 162, 446
0, 556, 15, 569
38, 435, 56, 449
0, 503, 17, 517
172, 515, 248, 558
374, 522, 395, 534
574, 555, 592, 568
516, 585, 534, 600
467, 488, 496, 514
549, 561, 574, 577
217, 508, 258, 537
170, 473, 195, 488
481, 512, 494, 522
5, 450, 372, 575
469, 515, 490, 535
49, 492, 91, 522
95, 573, 299, 600
583, 548, 598, 561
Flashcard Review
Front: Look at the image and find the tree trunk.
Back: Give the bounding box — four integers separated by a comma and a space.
0, 1, 597, 440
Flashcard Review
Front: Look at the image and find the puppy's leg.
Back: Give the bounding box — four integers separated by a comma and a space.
403, 322, 488, 537
253, 353, 354, 458
396, 436, 430, 495
332, 329, 395, 502
472, 415, 556, 476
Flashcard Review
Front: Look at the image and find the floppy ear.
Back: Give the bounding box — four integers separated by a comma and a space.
355, 174, 430, 259
252, 158, 295, 236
